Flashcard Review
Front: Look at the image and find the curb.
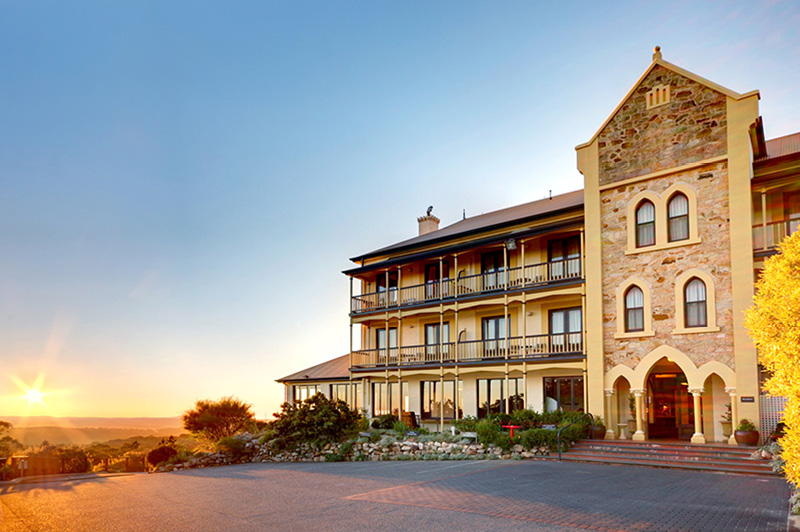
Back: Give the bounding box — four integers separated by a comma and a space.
0, 472, 136, 486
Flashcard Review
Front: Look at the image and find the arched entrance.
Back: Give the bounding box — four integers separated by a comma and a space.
646, 359, 695, 440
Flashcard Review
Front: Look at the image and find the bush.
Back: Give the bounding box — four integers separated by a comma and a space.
392, 420, 407, 436
216, 437, 249, 461
183, 396, 255, 442
370, 414, 398, 430
452, 416, 478, 433
147, 445, 178, 467
269, 393, 362, 451
475, 419, 512, 451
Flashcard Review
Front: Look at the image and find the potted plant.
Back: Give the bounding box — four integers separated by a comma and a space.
734, 418, 759, 446
626, 395, 637, 437
720, 403, 732, 437
592, 416, 606, 439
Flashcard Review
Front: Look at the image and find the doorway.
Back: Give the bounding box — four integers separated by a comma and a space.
647, 372, 695, 440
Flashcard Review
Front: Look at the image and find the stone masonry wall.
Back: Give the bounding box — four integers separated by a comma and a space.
598, 65, 727, 186
600, 161, 734, 371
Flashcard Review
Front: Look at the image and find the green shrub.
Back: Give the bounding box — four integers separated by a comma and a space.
392, 420, 407, 436
370, 414, 398, 430
452, 416, 478, 433
147, 446, 178, 467
269, 393, 362, 451
475, 419, 512, 451
216, 437, 249, 461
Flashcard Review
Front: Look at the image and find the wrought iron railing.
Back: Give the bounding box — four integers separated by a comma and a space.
351, 258, 582, 313
351, 333, 583, 368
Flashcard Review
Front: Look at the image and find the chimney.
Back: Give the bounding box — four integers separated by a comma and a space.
417, 206, 440, 236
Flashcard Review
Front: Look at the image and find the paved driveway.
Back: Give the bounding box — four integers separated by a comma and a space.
0, 460, 791, 532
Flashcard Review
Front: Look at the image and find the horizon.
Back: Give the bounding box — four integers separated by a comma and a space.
2, 1, 799, 419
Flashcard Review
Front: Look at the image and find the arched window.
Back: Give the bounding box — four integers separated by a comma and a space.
668, 193, 689, 242
635, 201, 656, 247
624, 286, 644, 332
684, 278, 707, 328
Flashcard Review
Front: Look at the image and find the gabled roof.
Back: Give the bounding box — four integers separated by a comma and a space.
756, 132, 800, 162
276, 354, 350, 383
350, 189, 584, 264
576, 48, 759, 150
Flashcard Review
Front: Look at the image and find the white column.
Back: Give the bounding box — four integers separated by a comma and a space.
690, 388, 706, 444
632, 389, 646, 441
726, 387, 738, 446
604, 389, 616, 439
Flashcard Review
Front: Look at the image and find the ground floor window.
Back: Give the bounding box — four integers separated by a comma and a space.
372, 382, 408, 417
332, 383, 363, 412
293, 384, 318, 403
477, 378, 524, 418
543, 376, 584, 412
420, 380, 463, 420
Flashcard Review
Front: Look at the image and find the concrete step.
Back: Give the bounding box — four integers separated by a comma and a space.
561, 439, 778, 476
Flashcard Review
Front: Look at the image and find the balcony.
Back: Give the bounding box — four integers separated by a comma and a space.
752, 219, 799, 253
351, 258, 582, 314
350, 332, 583, 369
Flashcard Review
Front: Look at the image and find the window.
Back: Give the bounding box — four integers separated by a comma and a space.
424, 262, 450, 299
293, 385, 318, 403
330, 384, 349, 404
543, 377, 584, 412
636, 201, 656, 247
786, 192, 800, 236
668, 193, 689, 242
481, 250, 504, 291
624, 286, 644, 332
477, 378, 523, 418
424, 322, 450, 359
548, 236, 581, 279
482, 316, 508, 357
549, 307, 582, 352
684, 278, 707, 328
376, 271, 398, 305
372, 382, 408, 417
421, 380, 463, 420
376, 327, 398, 363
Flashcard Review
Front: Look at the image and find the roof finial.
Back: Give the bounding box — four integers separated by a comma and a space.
653, 45, 662, 61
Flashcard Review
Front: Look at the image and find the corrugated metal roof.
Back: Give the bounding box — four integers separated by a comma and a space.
756, 132, 800, 162
276, 354, 350, 383
352, 189, 584, 262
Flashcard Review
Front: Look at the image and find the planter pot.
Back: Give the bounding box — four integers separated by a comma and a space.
721, 421, 732, 438
627, 419, 637, 437
734, 430, 759, 446
592, 425, 606, 439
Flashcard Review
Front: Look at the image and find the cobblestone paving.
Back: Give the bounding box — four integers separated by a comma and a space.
346, 461, 790, 532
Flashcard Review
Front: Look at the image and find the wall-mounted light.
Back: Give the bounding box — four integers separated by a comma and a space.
505, 238, 517, 250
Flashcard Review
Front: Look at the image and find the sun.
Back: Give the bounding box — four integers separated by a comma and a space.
26, 388, 45, 404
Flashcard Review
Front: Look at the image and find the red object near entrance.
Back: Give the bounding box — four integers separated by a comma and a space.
502, 425, 522, 439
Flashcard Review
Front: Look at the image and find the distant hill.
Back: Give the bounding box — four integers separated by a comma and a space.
8, 426, 185, 447
0, 416, 185, 447
2, 416, 182, 430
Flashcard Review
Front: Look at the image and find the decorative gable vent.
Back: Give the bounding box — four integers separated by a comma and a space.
646, 84, 670, 109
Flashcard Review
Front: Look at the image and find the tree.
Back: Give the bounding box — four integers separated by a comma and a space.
745, 231, 800, 485
0, 421, 24, 457
183, 396, 255, 442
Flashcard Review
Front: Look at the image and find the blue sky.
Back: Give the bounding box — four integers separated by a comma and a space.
1, 1, 799, 418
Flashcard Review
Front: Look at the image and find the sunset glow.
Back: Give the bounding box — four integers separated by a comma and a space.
25, 388, 45, 405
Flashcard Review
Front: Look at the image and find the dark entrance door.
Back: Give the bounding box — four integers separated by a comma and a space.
647, 373, 695, 440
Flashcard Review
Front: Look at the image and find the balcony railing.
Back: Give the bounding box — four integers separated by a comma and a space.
351, 257, 582, 314
753, 219, 799, 252
350, 333, 583, 368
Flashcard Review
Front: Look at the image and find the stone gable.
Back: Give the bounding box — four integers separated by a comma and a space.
600, 161, 734, 372
598, 65, 727, 186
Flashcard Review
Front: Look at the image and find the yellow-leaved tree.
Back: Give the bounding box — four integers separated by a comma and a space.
745, 230, 800, 485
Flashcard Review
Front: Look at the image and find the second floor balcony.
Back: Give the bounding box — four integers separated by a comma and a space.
351, 257, 582, 314
752, 219, 799, 253
350, 332, 584, 369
